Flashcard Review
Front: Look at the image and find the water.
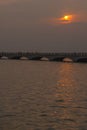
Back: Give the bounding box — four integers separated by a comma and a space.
0, 60, 87, 130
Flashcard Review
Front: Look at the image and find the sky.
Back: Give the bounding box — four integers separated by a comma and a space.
0, 0, 87, 52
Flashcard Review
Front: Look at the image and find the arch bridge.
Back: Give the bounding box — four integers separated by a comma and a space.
0, 52, 87, 62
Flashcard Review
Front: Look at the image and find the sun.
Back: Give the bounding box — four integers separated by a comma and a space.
59, 15, 73, 24
63, 15, 72, 21
64, 15, 69, 20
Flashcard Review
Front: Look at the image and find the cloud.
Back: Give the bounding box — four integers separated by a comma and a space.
41, 12, 87, 26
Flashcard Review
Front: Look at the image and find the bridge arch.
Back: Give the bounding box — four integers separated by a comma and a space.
9, 56, 21, 60
40, 57, 49, 61
28, 56, 42, 60
49, 57, 73, 62
77, 58, 87, 62
63, 57, 73, 62
1, 56, 8, 59
20, 56, 28, 60
49, 57, 64, 61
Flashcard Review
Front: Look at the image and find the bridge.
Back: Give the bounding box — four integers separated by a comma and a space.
0, 52, 87, 62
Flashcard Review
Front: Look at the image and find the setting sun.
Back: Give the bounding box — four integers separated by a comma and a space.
59, 15, 73, 24
64, 16, 69, 20
63, 15, 73, 21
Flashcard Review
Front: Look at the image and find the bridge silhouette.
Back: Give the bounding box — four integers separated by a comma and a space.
0, 52, 87, 62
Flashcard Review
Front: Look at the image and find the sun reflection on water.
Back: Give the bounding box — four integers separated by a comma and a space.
52, 63, 80, 129
56, 63, 77, 105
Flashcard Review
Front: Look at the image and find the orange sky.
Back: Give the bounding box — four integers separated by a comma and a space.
44, 12, 87, 25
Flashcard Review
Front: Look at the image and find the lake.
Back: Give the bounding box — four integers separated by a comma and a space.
0, 60, 87, 130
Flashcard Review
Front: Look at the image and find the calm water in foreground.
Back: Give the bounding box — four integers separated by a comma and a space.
0, 60, 87, 130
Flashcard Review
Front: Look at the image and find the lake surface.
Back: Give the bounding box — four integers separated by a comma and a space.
0, 60, 87, 130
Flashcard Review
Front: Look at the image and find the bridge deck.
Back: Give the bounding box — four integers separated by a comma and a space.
0, 52, 87, 62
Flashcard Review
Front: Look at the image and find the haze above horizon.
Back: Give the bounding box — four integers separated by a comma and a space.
0, 0, 87, 52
